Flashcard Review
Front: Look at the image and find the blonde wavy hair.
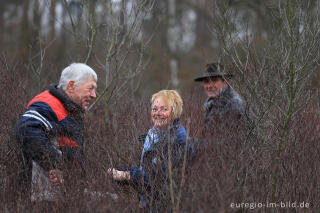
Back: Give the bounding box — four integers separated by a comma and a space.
151, 90, 183, 119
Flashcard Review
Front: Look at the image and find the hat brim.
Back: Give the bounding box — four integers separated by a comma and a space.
194, 74, 233, 82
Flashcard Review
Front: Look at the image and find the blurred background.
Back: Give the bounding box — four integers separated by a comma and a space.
3, 0, 319, 97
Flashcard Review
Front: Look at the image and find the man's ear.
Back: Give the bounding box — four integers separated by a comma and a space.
66, 80, 75, 92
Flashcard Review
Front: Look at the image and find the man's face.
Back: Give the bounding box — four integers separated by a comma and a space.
67, 76, 97, 110
203, 77, 228, 98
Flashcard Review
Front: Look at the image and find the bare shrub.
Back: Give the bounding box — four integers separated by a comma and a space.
1, 55, 320, 212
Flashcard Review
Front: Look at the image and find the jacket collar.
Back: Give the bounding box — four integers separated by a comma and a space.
48, 84, 84, 114
204, 86, 233, 112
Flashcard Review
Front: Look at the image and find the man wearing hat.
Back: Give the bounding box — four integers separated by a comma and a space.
194, 63, 255, 133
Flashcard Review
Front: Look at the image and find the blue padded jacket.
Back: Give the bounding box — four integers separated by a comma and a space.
15, 84, 87, 186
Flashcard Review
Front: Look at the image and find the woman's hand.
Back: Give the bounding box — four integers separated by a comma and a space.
107, 168, 130, 181
48, 169, 63, 186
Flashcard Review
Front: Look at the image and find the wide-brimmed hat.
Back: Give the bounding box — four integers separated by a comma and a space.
194, 63, 233, 82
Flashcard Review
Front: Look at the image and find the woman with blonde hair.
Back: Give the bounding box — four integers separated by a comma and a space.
108, 90, 192, 210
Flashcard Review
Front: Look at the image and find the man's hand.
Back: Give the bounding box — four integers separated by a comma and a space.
107, 168, 130, 181
49, 169, 63, 186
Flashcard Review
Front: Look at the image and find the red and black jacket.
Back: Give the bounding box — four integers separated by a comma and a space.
15, 84, 87, 174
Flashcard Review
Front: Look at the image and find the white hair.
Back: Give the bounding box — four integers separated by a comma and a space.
58, 63, 98, 90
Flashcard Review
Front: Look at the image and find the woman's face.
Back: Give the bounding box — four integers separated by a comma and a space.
151, 97, 172, 128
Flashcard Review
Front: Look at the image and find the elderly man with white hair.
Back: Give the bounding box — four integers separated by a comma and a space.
15, 63, 97, 201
